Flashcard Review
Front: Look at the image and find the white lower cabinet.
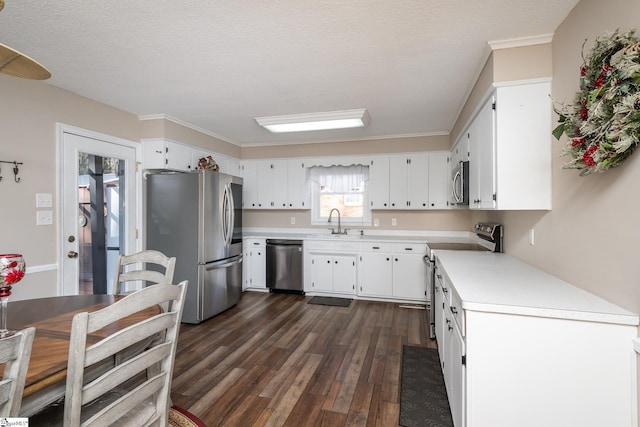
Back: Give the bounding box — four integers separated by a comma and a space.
359, 242, 426, 301
358, 249, 393, 297
434, 256, 638, 427
391, 243, 427, 301
304, 240, 357, 295
243, 238, 266, 290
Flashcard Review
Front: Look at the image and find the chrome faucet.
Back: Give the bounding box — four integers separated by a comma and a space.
328, 208, 346, 235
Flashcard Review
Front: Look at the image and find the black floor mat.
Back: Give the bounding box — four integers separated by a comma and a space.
306, 296, 352, 307
399, 345, 454, 427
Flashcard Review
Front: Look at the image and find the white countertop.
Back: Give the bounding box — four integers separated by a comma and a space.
242, 228, 465, 243
435, 250, 639, 326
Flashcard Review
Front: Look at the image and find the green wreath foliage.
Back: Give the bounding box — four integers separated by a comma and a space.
553, 29, 640, 176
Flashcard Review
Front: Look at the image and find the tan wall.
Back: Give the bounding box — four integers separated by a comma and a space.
483, 0, 640, 317
243, 209, 473, 232
241, 134, 450, 159
140, 118, 241, 158
451, 43, 552, 144
0, 75, 141, 300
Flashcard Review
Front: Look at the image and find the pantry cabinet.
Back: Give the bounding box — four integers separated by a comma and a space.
467, 80, 552, 210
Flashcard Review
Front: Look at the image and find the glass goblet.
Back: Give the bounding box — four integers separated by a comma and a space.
0, 254, 26, 338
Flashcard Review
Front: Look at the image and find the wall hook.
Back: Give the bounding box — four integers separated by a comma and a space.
13, 161, 20, 183
0, 160, 23, 183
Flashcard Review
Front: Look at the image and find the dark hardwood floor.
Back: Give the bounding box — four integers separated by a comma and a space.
171, 291, 435, 427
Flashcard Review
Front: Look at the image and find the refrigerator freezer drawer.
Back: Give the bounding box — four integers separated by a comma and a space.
182, 255, 242, 324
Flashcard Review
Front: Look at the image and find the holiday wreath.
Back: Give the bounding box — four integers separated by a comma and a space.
553, 29, 640, 176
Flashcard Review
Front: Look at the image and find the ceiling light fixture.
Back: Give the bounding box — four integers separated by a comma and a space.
0, 0, 51, 80
255, 108, 370, 133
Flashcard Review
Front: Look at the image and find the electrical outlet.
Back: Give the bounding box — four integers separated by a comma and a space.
37, 210, 53, 225
391, 218, 397, 226
374, 218, 380, 227
36, 193, 53, 208
529, 229, 535, 245
290, 216, 295, 225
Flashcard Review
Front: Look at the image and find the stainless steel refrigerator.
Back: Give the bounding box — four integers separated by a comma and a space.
146, 170, 243, 323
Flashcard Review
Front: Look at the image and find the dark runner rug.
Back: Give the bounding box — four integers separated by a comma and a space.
399, 345, 454, 427
307, 296, 352, 307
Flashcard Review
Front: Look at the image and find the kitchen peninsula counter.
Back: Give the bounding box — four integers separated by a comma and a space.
435, 250, 638, 325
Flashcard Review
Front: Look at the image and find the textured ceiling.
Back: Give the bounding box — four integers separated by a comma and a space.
0, 1, 579, 146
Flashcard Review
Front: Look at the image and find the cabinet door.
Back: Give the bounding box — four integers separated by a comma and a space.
359, 253, 393, 297
272, 160, 289, 208
434, 269, 446, 367
428, 153, 449, 209
244, 239, 266, 289
388, 155, 408, 208
241, 160, 259, 208
165, 141, 192, 172
392, 253, 427, 300
469, 96, 496, 209
332, 255, 356, 294
255, 161, 274, 208
287, 160, 308, 209
406, 154, 429, 209
310, 255, 334, 292
448, 320, 466, 427
369, 157, 390, 209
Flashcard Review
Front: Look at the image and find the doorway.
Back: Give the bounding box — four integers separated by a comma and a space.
59, 125, 139, 296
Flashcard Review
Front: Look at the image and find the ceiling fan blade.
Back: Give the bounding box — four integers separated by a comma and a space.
0, 43, 50, 80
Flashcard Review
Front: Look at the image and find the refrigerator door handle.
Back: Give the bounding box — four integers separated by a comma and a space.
222, 183, 233, 247
227, 183, 235, 246
204, 255, 243, 271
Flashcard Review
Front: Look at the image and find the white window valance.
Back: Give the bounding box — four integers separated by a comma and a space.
309, 165, 369, 193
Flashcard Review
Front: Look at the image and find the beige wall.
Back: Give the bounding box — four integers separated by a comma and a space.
241, 134, 450, 159
0, 75, 141, 300
483, 0, 640, 316
243, 209, 472, 232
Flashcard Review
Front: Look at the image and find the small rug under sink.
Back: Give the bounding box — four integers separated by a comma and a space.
307, 296, 352, 307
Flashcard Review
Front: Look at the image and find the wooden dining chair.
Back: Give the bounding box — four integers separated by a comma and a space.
112, 249, 176, 295
50, 281, 186, 426
0, 327, 35, 417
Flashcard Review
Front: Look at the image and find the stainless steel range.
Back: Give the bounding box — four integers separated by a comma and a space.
424, 222, 503, 338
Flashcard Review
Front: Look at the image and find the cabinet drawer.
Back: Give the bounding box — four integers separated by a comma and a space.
392, 243, 426, 254
360, 242, 392, 252
304, 240, 332, 251
333, 241, 360, 252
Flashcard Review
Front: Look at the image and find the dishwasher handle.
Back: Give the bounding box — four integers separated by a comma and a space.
266, 239, 303, 246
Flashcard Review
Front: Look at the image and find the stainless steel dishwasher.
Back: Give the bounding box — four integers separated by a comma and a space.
266, 239, 304, 294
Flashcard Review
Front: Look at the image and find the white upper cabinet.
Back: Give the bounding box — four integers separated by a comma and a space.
287, 160, 309, 209
142, 139, 193, 172
428, 152, 449, 209
368, 157, 390, 209
467, 80, 552, 210
389, 154, 429, 209
241, 159, 309, 209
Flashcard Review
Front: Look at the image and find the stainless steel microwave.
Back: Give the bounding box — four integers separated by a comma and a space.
449, 160, 469, 206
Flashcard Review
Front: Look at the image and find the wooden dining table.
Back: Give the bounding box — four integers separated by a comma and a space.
7, 294, 160, 417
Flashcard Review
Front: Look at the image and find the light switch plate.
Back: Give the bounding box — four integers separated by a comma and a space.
36, 193, 53, 208
37, 210, 53, 225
